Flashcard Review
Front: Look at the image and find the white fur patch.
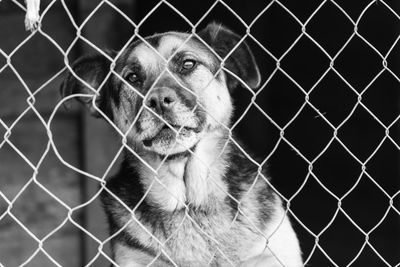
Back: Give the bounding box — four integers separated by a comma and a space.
240, 205, 303, 267
157, 35, 185, 60
189, 65, 233, 129
130, 43, 162, 72
139, 156, 187, 211
263, 206, 303, 266
185, 131, 229, 207
115, 243, 166, 266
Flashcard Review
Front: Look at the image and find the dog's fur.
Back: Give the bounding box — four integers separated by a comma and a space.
61, 23, 303, 266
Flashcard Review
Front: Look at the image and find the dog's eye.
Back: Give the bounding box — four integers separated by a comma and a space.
181, 59, 196, 72
125, 73, 141, 86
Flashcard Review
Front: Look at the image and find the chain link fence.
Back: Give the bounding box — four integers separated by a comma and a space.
0, 0, 400, 266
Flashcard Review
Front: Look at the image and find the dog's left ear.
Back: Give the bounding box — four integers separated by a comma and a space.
60, 50, 117, 118
198, 23, 261, 90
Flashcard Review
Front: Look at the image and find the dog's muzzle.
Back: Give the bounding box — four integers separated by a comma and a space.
145, 87, 178, 116
138, 87, 204, 154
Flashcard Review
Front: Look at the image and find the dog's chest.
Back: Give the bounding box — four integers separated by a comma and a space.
123, 206, 259, 266
108, 146, 265, 265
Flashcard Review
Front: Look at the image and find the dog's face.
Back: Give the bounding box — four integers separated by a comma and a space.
61, 23, 260, 156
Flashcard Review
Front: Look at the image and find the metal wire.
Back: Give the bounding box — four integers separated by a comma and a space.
1, 0, 399, 266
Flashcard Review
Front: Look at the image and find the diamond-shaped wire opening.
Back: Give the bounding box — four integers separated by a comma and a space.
335, 36, 383, 91
46, 114, 82, 169
50, 110, 123, 180
195, 1, 248, 35
362, 71, 400, 125
232, 105, 281, 160
306, 0, 354, 57
303, 243, 338, 267
281, 36, 331, 90
42, 220, 96, 267
255, 71, 305, 127
34, 149, 82, 208
313, 141, 361, 191
11, 33, 66, 88
350, 244, 394, 266
39, 4, 76, 52
250, 1, 302, 58
318, 212, 366, 266
135, 1, 194, 35
28, 73, 69, 121
67, 192, 112, 265
366, 139, 400, 195
26, 250, 63, 267
0, 214, 38, 266
369, 208, 400, 266
284, 105, 333, 160
0, 142, 34, 200
338, 106, 386, 162
6, 112, 49, 165
342, 174, 390, 231
138, 0, 217, 26
277, 0, 325, 23
290, 176, 338, 234
333, 0, 374, 21
310, 70, 358, 127
10, 182, 70, 239
358, 2, 400, 55
267, 141, 309, 198
0, 67, 32, 123
312, 140, 361, 197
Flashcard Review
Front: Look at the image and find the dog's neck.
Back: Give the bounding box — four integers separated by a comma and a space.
129, 130, 231, 212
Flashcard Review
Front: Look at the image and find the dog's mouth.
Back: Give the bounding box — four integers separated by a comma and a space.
142, 124, 198, 148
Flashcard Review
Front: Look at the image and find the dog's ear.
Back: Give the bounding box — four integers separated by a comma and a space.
198, 23, 261, 90
60, 50, 117, 118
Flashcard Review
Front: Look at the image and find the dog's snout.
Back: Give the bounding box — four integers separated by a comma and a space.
146, 88, 177, 114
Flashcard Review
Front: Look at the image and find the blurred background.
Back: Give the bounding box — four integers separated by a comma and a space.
0, 0, 399, 266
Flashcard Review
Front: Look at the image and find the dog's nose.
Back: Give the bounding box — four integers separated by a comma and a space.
145, 88, 177, 115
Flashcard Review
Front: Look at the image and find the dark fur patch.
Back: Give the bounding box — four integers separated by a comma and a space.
145, 34, 163, 49
109, 218, 157, 256
60, 51, 117, 119
198, 23, 261, 90
174, 86, 197, 109
223, 140, 275, 225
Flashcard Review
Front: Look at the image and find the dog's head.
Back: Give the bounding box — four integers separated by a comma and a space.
61, 23, 260, 157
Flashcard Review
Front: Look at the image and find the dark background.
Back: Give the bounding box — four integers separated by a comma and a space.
0, 0, 399, 266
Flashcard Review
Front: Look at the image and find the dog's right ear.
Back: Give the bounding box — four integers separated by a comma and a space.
60, 50, 117, 118
198, 23, 261, 90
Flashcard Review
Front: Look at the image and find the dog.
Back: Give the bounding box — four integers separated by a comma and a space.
61, 23, 303, 267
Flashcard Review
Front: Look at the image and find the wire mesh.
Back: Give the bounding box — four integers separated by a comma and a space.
0, 0, 400, 266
